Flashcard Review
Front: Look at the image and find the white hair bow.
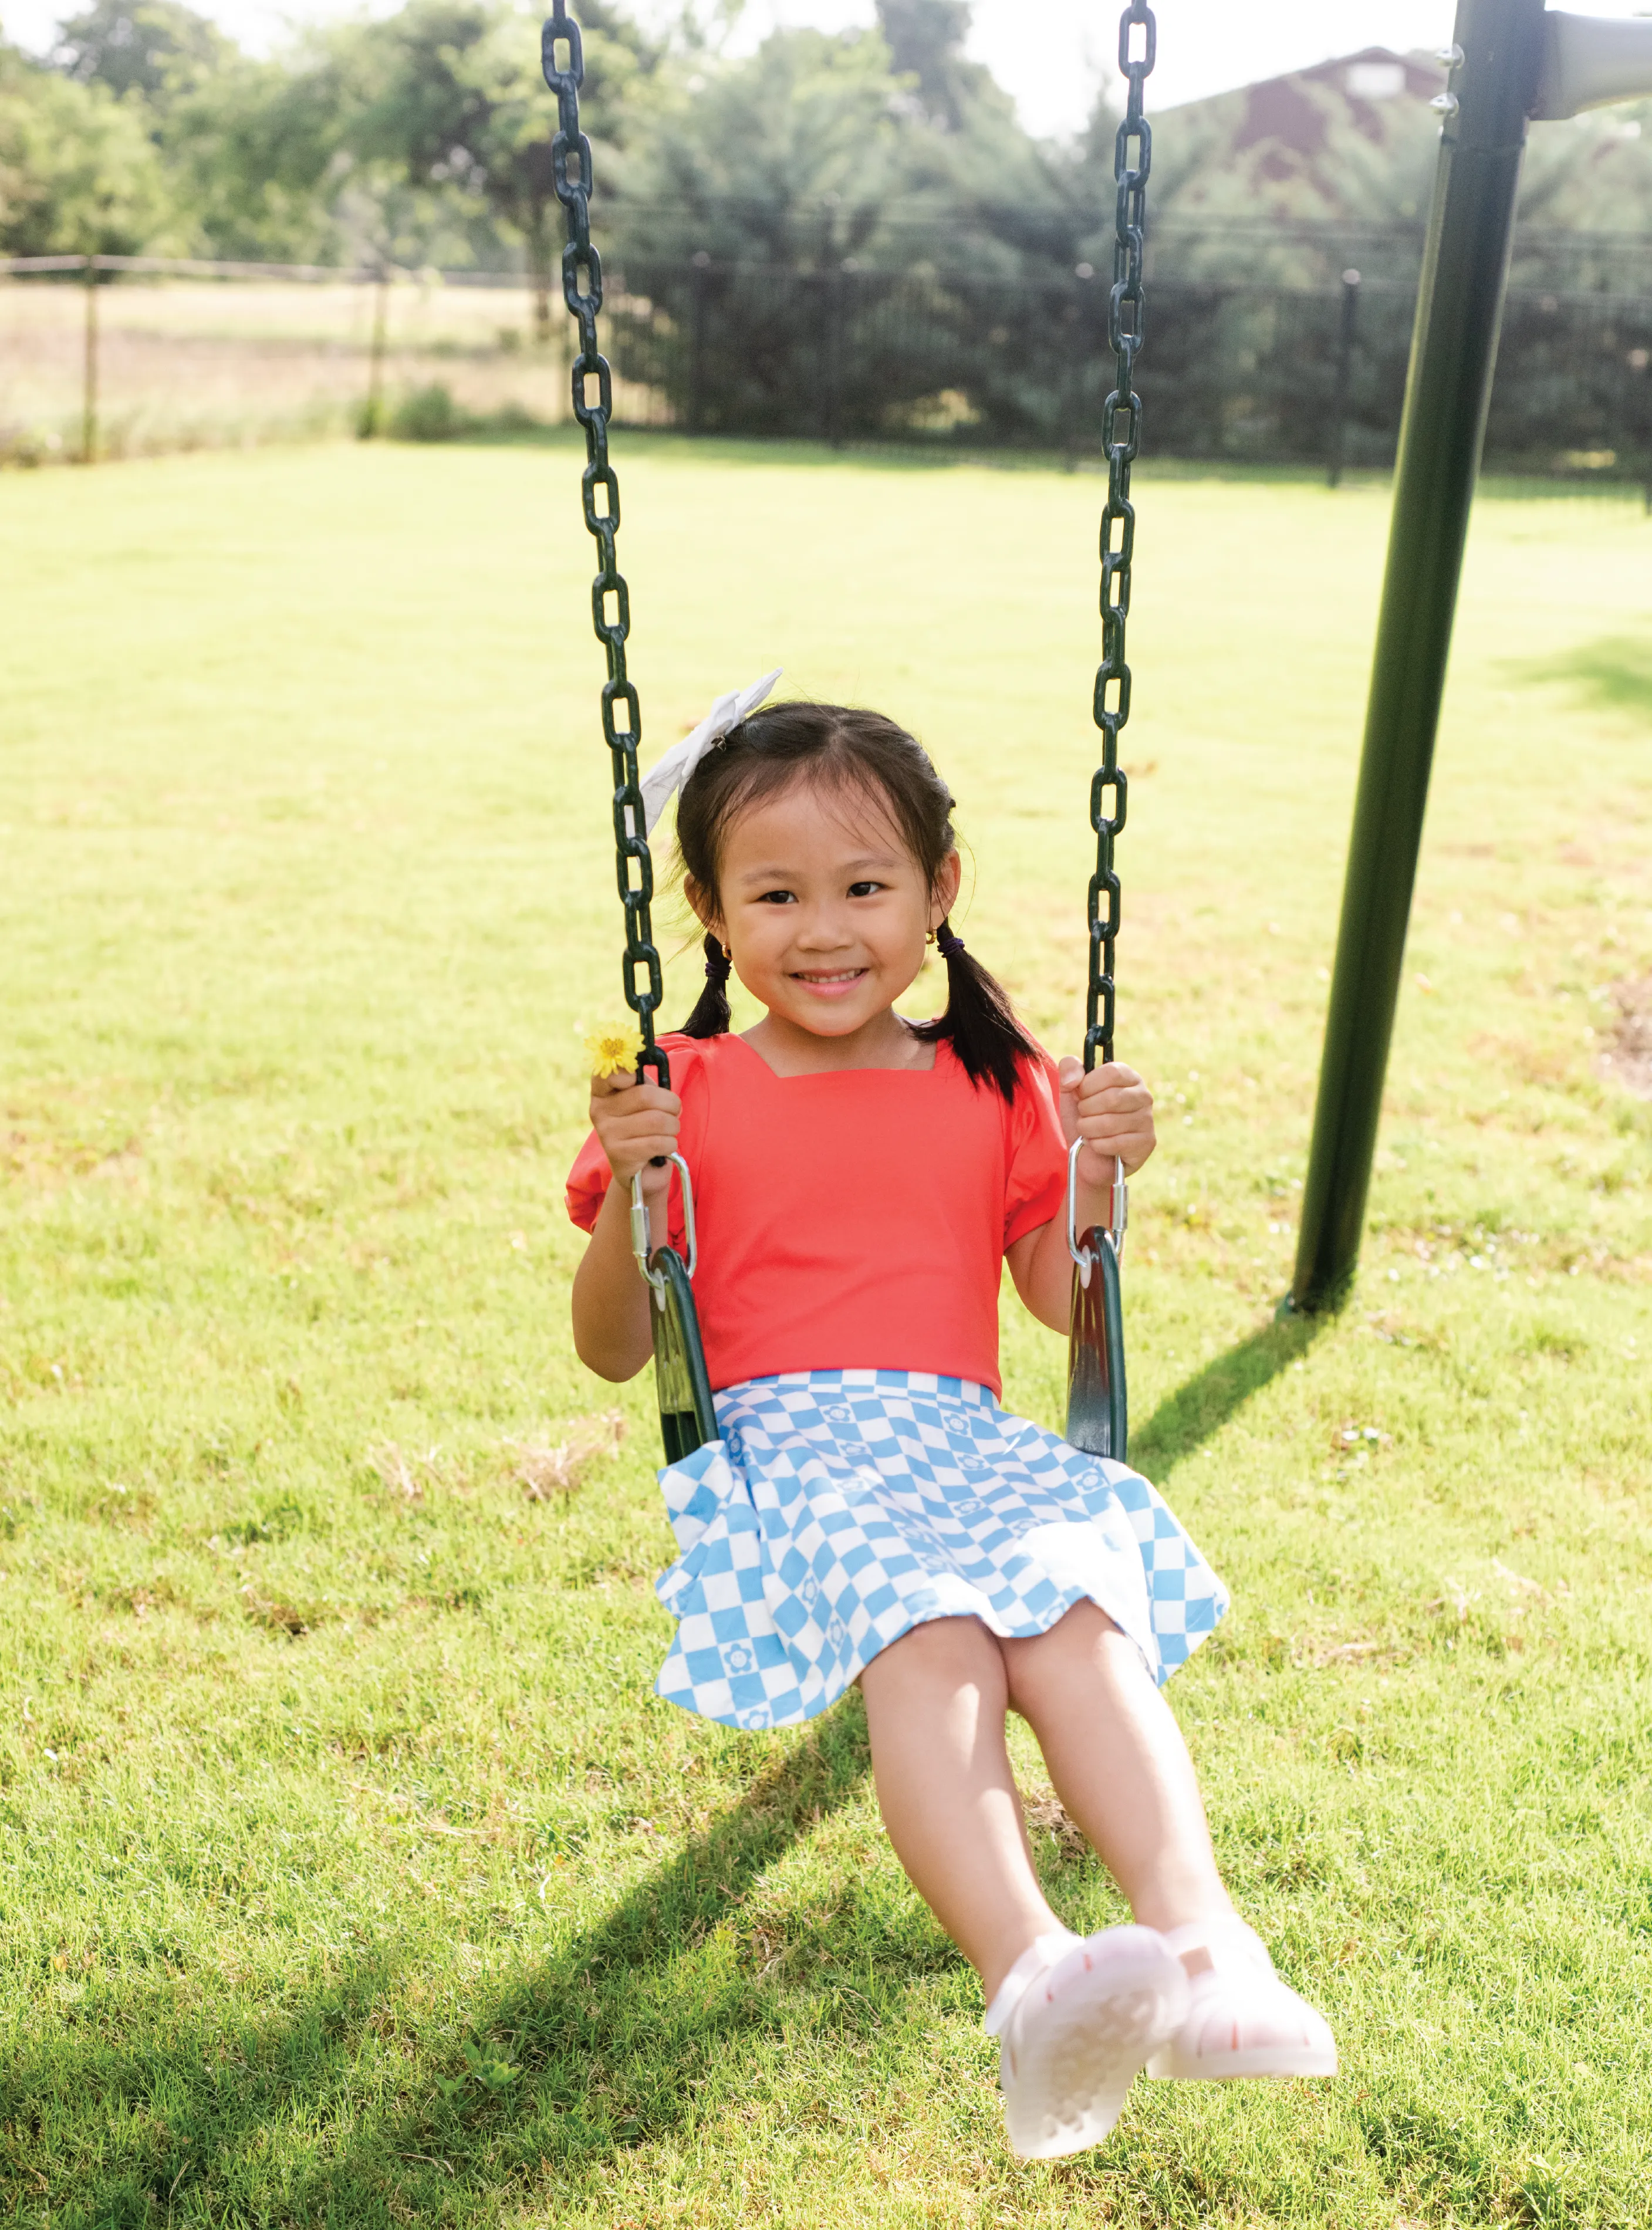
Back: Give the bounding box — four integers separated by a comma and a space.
637, 669, 783, 834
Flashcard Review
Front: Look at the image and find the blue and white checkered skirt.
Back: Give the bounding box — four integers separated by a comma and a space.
652, 1369, 1228, 1730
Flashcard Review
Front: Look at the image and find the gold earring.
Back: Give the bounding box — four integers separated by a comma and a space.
925, 929, 935, 945
722, 942, 732, 959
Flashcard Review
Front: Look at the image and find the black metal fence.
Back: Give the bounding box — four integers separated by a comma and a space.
5, 242, 1647, 479
603, 256, 1652, 482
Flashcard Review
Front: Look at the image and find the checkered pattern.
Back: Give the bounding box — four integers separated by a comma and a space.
652, 1370, 1228, 1731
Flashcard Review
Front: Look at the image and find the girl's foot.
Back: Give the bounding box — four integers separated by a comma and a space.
987, 1925, 1188, 2160
1145, 1918, 1337, 2081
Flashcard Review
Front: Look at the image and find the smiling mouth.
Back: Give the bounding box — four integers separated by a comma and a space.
791, 967, 867, 988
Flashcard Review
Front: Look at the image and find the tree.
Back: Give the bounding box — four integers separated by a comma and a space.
53, 0, 232, 109
337, 0, 654, 333
1515, 101, 1652, 234
610, 15, 1075, 279
602, 23, 1109, 444
43, 0, 355, 265
163, 50, 354, 264
875, 0, 984, 133
0, 35, 180, 255
613, 27, 909, 269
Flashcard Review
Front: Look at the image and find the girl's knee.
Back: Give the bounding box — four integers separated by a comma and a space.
1002, 1600, 1127, 1711
862, 1614, 1005, 1697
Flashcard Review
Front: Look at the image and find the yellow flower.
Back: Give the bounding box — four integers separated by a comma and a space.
584, 1022, 643, 1079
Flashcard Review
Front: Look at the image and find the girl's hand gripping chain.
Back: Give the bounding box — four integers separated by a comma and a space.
1056, 1057, 1158, 1202
587, 1067, 683, 1208
571, 1064, 684, 1383
1005, 1061, 1156, 1332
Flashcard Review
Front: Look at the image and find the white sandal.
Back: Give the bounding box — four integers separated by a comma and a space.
1144, 1917, 1338, 2081
987, 1925, 1189, 2160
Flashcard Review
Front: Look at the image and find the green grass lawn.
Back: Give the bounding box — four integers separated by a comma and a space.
1, 434, 1649, 2228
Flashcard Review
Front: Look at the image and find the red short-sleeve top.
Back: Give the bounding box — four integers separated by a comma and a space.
565, 1032, 1069, 1397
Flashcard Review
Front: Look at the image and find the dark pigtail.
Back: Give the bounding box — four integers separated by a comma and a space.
679, 930, 733, 1039
912, 919, 1039, 1102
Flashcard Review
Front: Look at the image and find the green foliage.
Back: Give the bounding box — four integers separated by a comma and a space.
1126, 74, 1447, 294
390, 379, 466, 439
876, 0, 989, 134
0, 440, 1648, 2221
1517, 97, 1652, 232
9, 0, 658, 272
614, 25, 912, 269
1137, 85, 1652, 292
9, 0, 1652, 302
335, 0, 655, 319
0, 33, 181, 253
4, 6, 346, 265
611, 18, 1075, 281
42, 0, 347, 264
53, 0, 233, 110
461, 2029, 523, 2092
161, 48, 353, 262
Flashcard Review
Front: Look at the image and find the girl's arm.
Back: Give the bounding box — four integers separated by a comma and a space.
570, 1071, 683, 1381
1005, 1059, 1157, 1334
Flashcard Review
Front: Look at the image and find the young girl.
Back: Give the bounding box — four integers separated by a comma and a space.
567, 692, 1336, 2161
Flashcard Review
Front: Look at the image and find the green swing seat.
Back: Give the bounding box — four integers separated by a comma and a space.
1066, 1145, 1130, 1464
628, 1156, 717, 1462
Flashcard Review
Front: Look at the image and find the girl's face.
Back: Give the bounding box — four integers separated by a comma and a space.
695, 778, 961, 1041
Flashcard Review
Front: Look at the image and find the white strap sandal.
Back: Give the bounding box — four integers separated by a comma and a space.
1144, 1917, 1338, 2081
987, 1924, 1189, 2160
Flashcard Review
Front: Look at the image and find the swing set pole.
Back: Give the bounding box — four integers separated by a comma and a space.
1291, 0, 1546, 1314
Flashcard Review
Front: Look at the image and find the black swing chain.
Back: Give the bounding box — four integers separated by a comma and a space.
542, 2, 670, 1093
1086, 0, 1155, 1076
543, 0, 1145, 1087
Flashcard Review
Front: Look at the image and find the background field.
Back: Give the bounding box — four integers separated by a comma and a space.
1, 437, 1649, 2228
0, 276, 596, 464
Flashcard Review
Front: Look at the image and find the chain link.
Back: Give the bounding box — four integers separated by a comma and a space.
545, 0, 1148, 1087
1086, 0, 1155, 1075
543, 4, 671, 1091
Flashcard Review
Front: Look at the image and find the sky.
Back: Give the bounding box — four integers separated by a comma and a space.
6, 0, 1652, 134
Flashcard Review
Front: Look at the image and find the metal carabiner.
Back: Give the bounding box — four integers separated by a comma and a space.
1066, 1137, 1129, 1290
630, 1153, 698, 1300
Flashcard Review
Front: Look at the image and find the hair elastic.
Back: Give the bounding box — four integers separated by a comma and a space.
936, 924, 967, 960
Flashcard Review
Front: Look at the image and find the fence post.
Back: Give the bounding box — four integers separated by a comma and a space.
1069, 262, 1098, 472
1292, 0, 1548, 1315
823, 269, 845, 448
81, 255, 99, 464
360, 265, 390, 438
688, 252, 710, 434
1326, 268, 1360, 487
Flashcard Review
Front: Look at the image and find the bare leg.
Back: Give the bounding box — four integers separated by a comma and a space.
859, 1616, 1060, 2001
1002, 1600, 1233, 1943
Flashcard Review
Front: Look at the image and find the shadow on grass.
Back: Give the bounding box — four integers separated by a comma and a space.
15, 1708, 876, 2226
1508, 632, 1652, 725
434, 415, 1381, 486
447, 415, 1098, 476
433, 419, 1651, 501
1129, 1303, 1325, 1481
18, 1322, 1329, 2224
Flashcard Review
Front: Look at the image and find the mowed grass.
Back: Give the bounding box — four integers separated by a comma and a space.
1, 434, 1649, 2229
